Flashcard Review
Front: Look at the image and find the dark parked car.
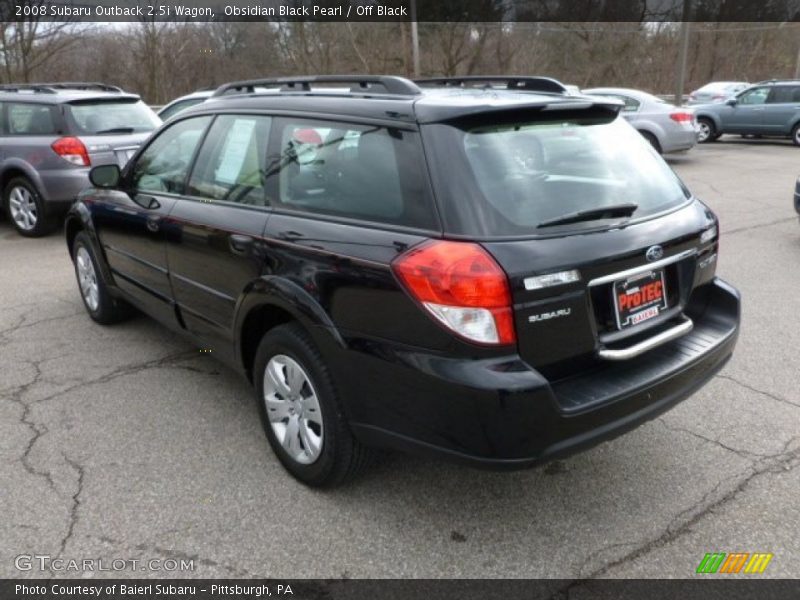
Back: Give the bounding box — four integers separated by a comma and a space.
0, 82, 160, 236
694, 79, 800, 144
65, 75, 740, 487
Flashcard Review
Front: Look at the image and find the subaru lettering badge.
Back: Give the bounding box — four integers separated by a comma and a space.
646, 245, 664, 262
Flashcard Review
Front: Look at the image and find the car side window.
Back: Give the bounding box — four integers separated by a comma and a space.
187, 114, 271, 206
767, 86, 800, 103
131, 116, 212, 195
616, 95, 640, 112
738, 87, 769, 105
6, 103, 56, 135
266, 118, 435, 229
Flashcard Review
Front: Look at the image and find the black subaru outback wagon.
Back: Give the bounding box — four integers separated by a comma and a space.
65, 75, 740, 487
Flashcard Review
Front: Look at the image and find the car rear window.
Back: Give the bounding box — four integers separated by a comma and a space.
266, 118, 436, 230
422, 115, 691, 238
67, 99, 160, 134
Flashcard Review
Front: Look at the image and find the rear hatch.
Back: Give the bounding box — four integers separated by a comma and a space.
421, 103, 718, 375
64, 96, 160, 167
483, 201, 716, 374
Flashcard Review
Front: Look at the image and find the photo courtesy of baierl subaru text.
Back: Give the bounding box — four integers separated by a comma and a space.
0, 0, 798, 599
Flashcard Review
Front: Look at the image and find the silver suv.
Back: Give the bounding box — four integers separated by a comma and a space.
0, 82, 160, 236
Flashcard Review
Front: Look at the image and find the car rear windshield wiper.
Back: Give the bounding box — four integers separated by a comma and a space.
94, 127, 135, 134
537, 202, 639, 228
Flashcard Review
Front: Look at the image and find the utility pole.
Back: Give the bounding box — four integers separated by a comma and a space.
675, 0, 692, 106
410, 0, 420, 77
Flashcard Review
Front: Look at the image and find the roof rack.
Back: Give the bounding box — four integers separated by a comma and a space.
211, 75, 422, 98
415, 76, 569, 95
753, 79, 800, 85
0, 82, 122, 94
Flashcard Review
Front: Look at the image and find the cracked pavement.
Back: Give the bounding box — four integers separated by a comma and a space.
1, 138, 799, 579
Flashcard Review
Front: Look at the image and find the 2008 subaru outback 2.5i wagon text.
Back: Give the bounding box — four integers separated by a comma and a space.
65, 75, 741, 487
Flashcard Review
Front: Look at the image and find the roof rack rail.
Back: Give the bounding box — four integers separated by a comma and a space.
753, 78, 800, 85
211, 75, 422, 98
0, 82, 122, 93
415, 76, 569, 95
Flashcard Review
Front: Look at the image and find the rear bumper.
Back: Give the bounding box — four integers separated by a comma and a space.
663, 128, 698, 153
341, 277, 740, 468
38, 168, 90, 207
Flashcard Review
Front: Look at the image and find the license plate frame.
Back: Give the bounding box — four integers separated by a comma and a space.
612, 269, 668, 330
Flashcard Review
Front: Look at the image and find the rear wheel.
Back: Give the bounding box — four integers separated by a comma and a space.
3, 177, 56, 237
640, 131, 662, 154
697, 118, 718, 143
254, 323, 374, 487
791, 124, 800, 146
72, 232, 134, 324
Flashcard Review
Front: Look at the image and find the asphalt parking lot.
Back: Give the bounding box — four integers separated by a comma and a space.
1, 137, 799, 580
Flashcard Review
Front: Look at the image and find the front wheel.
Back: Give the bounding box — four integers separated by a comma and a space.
72, 232, 134, 324
696, 118, 718, 143
254, 323, 374, 487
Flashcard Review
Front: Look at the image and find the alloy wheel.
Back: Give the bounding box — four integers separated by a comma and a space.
697, 122, 712, 143
263, 354, 324, 465
76, 246, 100, 312
8, 186, 38, 231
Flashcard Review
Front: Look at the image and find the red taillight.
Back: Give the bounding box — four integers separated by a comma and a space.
391, 240, 516, 346
51, 137, 90, 166
670, 112, 693, 123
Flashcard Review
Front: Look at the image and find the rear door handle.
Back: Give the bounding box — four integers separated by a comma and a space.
229, 234, 254, 254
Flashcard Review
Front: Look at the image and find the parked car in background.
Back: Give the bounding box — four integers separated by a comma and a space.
157, 89, 213, 121
694, 80, 800, 144
584, 87, 697, 153
794, 176, 800, 220
0, 82, 160, 236
688, 81, 749, 105
65, 75, 738, 487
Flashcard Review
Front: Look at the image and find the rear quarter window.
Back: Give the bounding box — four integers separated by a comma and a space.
265, 118, 436, 230
6, 103, 56, 135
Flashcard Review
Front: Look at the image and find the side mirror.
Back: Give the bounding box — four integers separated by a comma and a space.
726, 98, 738, 106
89, 164, 121, 188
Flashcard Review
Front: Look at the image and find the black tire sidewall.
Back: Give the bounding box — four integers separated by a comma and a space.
253, 324, 350, 487
640, 131, 662, 154
72, 232, 120, 324
792, 124, 800, 146
3, 177, 53, 237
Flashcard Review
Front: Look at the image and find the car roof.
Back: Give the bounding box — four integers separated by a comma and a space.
583, 87, 658, 100
181, 76, 621, 125
0, 83, 138, 104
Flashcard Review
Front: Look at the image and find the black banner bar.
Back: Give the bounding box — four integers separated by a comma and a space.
1, 579, 799, 600
3, 0, 800, 22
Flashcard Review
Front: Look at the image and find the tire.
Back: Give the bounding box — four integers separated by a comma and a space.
640, 131, 662, 154
791, 124, 800, 147
71, 231, 134, 324
254, 323, 374, 487
3, 176, 57, 237
696, 118, 718, 143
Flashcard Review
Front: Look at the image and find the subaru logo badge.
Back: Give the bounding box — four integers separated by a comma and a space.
646, 245, 664, 262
